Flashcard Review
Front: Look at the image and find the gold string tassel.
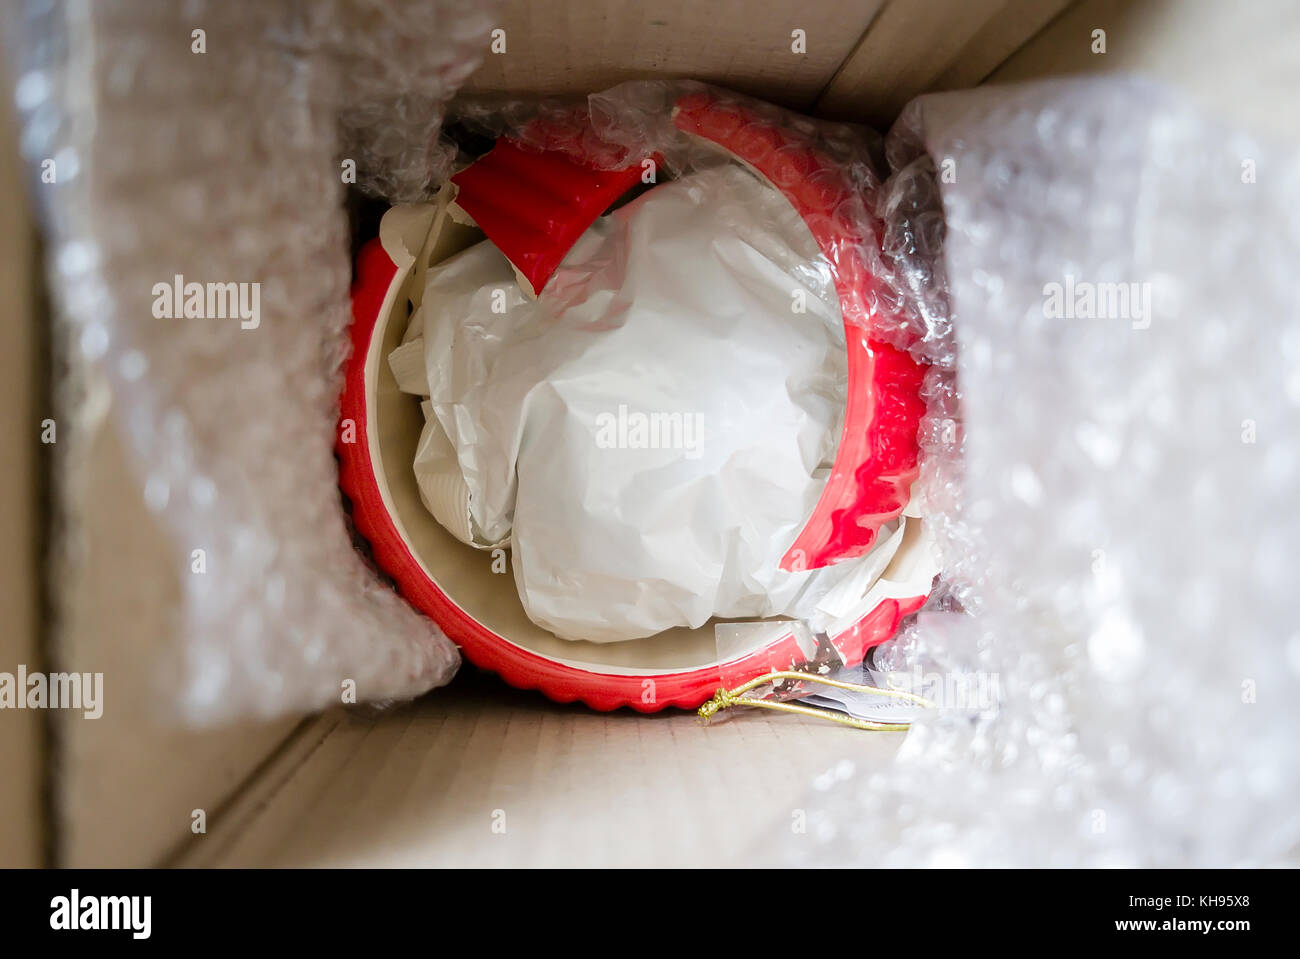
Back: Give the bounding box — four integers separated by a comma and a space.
698, 669, 932, 731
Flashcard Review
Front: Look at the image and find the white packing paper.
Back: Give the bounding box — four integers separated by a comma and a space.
396, 163, 895, 642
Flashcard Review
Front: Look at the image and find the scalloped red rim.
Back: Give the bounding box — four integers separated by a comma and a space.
669, 91, 927, 571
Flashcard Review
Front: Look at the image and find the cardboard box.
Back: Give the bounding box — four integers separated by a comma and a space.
3, 0, 1296, 868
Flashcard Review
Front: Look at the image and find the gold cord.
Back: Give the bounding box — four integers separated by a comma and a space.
698, 669, 933, 731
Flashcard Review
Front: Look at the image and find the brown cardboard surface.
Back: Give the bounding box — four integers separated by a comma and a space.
0, 55, 43, 869
460, 0, 886, 109
1, 23, 302, 871
53, 411, 301, 867
814, 0, 1076, 125
177, 669, 904, 868
989, 0, 1300, 144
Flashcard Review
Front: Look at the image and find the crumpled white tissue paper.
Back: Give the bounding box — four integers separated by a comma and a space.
396, 163, 886, 642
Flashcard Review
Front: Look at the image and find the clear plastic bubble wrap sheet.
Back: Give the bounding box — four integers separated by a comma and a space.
777, 77, 1300, 866
4, 0, 499, 722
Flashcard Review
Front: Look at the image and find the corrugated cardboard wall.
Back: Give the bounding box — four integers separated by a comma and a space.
0, 56, 43, 869
22, 0, 1299, 867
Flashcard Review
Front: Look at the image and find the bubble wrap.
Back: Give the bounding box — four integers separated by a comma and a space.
5, 0, 498, 723
778, 77, 1300, 866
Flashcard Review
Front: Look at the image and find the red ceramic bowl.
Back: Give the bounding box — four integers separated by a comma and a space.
336, 95, 934, 712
